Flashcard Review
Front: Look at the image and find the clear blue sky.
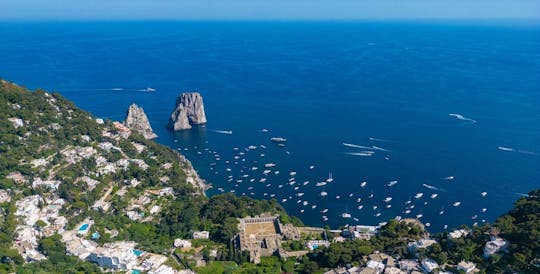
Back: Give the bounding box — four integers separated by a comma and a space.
1, 0, 539, 21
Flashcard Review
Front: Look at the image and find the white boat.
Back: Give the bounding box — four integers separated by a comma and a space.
281, 199, 287, 202
386, 205, 392, 208
414, 193, 424, 199
357, 205, 363, 210
360, 181, 367, 187
386, 180, 398, 187
316, 182, 327, 187
321, 209, 329, 213
404, 210, 411, 214
270, 137, 287, 142
303, 201, 309, 206
303, 181, 309, 185
341, 213, 352, 218
353, 217, 359, 222
248, 145, 257, 150
309, 165, 315, 169
141, 87, 156, 92
296, 193, 304, 197
290, 171, 297, 176
384, 197, 393, 203
430, 194, 438, 199
416, 214, 423, 219
335, 196, 341, 199
481, 192, 487, 197
326, 172, 334, 183
320, 191, 328, 197
356, 198, 362, 202
443, 176, 454, 180
481, 208, 487, 213
375, 213, 381, 217
453, 201, 461, 207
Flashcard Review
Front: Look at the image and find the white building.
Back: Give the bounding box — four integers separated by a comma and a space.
421, 259, 439, 273
174, 239, 192, 248
408, 239, 437, 255
192, 231, 210, 239
483, 236, 508, 258
448, 229, 471, 239
457, 261, 477, 273
366, 260, 385, 273
87, 244, 138, 270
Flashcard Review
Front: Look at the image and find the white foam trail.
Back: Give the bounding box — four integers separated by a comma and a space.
211, 129, 233, 135
423, 183, 446, 192
516, 192, 539, 198
498, 147, 538, 156
449, 113, 476, 124
369, 137, 390, 142
345, 152, 374, 156
517, 150, 539, 156
371, 145, 390, 152
343, 143, 372, 149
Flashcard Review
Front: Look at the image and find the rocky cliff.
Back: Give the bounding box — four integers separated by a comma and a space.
124, 103, 158, 139
169, 92, 207, 130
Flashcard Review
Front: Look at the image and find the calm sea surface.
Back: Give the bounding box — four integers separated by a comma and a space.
1, 21, 539, 231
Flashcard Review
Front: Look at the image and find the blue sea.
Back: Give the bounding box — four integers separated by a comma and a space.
1, 21, 539, 231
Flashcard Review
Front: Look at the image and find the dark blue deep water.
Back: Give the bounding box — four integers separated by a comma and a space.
1, 21, 539, 231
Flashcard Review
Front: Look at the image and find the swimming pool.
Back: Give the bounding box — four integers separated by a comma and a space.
79, 224, 89, 231
132, 249, 144, 257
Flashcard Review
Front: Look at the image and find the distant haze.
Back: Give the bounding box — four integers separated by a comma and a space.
1, 0, 539, 21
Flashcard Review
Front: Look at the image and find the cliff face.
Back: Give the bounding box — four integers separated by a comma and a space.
169, 92, 207, 130
124, 103, 158, 139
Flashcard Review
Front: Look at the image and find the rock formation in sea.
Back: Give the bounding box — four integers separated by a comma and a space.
169, 92, 207, 130
123, 103, 158, 139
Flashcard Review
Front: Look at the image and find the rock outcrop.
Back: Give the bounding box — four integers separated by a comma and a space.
169, 92, 207, 130
123, 103, 158, 139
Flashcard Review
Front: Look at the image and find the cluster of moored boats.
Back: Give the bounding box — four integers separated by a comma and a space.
173, 130, 492, 230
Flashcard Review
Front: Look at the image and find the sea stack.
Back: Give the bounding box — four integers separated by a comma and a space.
123, 103, 158, 139
169, 92, 207, 130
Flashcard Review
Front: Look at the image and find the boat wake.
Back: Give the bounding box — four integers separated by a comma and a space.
369, 137, 392, 142
423, 183, 446, 192
343, 142, 390, 152
211, 129, 233, 135
498, 146, 538, 156
449, 113, 476, 124
345, 152, 374, 156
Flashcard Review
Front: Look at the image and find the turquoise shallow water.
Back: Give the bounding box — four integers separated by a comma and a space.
1, 21, 539, 231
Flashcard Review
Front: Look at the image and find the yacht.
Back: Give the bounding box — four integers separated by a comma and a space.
316, 182, 327, 187
481, 192, 487, 197
414, 193, 424, 199
430, 194, 438, 199
386, 180, 398, 187
270, 137, 287, 142
481, 208, 487, 213
453, 201, 461, 207
326, 172, 334, 183
320, 191, 328, 197
142, 87, 156, 92
384, 197, 393, 203
321, 209, 329, 213
341, 213, 352, 218
357, 205, 363, 210
360, 181, 367, 187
